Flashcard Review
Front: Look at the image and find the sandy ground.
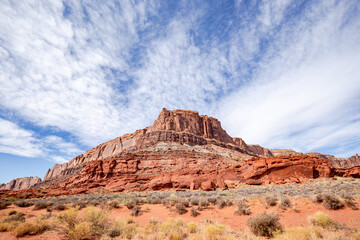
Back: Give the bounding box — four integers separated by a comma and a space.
1, 199, 359, 239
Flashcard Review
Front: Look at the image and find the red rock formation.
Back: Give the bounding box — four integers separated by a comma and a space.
9, 108, 358, 193
306, 152, 360, 168
270, 149, 303, 157
233, 138, 273, 157
239, 156, 336, 185
47, 154, 360, 193
0, 177, 41, 191
41, 108, 271, 186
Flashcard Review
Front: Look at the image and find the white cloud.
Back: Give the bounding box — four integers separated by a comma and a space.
0, 0, 159, 147
0, 119, 43, 157
0, 118, 81, 162
0, 0, 359, 162
219, 0, 360, 157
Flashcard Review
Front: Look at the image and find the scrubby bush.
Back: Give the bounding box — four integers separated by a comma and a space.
187, 222, 197, 233
199, 199, 209, 208
131, 206, 142, 217
217, 199, 227, 209
175, 202, 188, 215
68, 221, 92, 240
13, 217, 52, 237
208, 197, 217, 204
150, 197, 162, 205
3, 212, 25, 223
265, 195, 278, 207
190, 208, 200, 217
0, 201, 10, 210
14, 200, 34, 208
279, 195, 291, 210
234, 199, 251, 215
340, 193, 358, 210
59, 207, 79, 232
125, 200, 137, 209
322, 194, 344, 210
308, 211, 340, 230
203, 223, 226, 240
108, 200, 120, 209
33, 201, 53, 210
190, 198, 199, 206
83, 206, 109, 235
312, 193, 323, 203
247, 212, 282, 237
53, 203, 67, 211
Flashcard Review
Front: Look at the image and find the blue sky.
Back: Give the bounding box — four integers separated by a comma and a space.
1, 0, 360, 183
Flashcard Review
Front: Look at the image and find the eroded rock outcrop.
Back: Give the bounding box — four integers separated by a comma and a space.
306, 152, 360, 169
7, 108, 358, 193
0, 177, 41, 191
41, 108, 272, 186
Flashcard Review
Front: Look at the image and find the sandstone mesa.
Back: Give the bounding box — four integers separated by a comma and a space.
1, 108, 359, 196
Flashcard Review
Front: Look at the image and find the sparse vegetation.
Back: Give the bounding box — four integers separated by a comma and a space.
247, 212, 282, 237
175, 202, 188, 215
0, 177, 359, 239
14, 200, 34, 208
265, 195, 278, 207
33, 201, 53, 210
308, 211, 341, 230
322, 193, 344, 210
190, 207, 200, 217
0, 201, 10, 210
234, 199, 251, 215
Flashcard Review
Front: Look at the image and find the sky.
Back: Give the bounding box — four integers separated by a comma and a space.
0, 0, 360, 184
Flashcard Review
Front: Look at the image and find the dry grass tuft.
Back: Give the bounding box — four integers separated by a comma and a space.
247, 212, 282, 237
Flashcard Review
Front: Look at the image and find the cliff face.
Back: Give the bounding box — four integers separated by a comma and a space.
306, 152, 360, 168
0, 177, 41, 191
42, 108, 272, 185
2, 108, 360, 195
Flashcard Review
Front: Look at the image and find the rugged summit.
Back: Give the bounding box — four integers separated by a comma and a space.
4, 108, 360, 195
41, 108, 272, 186
0, 177, 41, 191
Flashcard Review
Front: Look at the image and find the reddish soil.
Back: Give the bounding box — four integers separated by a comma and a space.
2, 199, 359, 239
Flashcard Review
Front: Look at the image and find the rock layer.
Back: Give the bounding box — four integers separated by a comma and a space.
5, 108, 360, 193
41, 108, 272, 186
0, 177, 41, 191
50, 155, 360, 193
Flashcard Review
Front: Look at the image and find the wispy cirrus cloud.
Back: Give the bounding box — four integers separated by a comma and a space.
0, 118, 81, 163
219, 0, 360, 157
0, 0, 359, 171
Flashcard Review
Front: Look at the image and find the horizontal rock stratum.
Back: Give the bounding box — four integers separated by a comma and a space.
2, 108, 360, 194
0, 177, 41, 191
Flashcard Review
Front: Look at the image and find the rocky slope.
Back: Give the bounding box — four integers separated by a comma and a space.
4, 108, 360, 194
39, 108, 272, 187
0, 177, 41, 191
